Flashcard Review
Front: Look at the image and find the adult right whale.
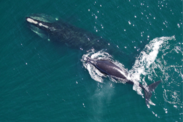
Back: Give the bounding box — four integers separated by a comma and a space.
84, 57, 161, 105
26, 14, 116, 51
26, 14, 131, 64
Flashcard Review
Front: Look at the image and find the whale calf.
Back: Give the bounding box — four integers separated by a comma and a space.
84, 57, 161, 105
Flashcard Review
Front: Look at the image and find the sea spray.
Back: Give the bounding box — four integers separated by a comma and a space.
82, 36, 176, 101
128, 36, 175, 96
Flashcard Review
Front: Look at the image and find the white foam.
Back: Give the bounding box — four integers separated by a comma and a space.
128, 36, 175, 95
81, 36, 176, 99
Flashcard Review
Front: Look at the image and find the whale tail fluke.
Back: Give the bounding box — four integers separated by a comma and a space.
143, 80, 161, 105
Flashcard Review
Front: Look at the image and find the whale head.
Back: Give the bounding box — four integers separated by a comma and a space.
83, 57, 97, 65
26, 14, 59, 39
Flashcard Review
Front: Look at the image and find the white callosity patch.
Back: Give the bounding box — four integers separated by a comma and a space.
27, 17, 49, 29
38, 22, 49, 29
27, 18, 38, 24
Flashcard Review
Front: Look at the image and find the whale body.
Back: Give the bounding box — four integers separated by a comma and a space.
26, 14, 120, 53
26, 14, 133, 66
84, 57, 161, 105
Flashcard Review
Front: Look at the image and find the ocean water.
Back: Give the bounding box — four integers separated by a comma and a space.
0, 0, 182, 122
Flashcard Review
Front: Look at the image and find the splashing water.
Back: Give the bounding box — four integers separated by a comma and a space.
82, 36, 177, 105
128, 36, 176, 96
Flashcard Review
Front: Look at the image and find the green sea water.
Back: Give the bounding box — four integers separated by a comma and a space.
0, 0, 182, 122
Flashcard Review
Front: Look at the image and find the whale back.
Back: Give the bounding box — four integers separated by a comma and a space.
88, 58, 127, 80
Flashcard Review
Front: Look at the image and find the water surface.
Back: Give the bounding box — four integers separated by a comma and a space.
0, 0, 182, 121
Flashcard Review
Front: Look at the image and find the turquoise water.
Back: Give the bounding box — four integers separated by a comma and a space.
0, 0, 182, 122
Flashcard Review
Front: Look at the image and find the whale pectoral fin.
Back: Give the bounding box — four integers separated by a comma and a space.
29, 24, 50, 40
109, 75, 117, 80
100, 71, 108, 75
